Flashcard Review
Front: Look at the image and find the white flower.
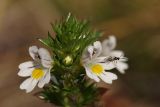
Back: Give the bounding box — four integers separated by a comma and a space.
82, 41, 117, 84
101, 36, 128, 74
18, 46, 53, 93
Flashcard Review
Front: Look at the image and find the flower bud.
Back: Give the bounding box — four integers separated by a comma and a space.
63, 55, 73, 66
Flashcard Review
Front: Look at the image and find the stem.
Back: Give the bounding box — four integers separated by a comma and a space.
62, 73, 71, 107
64, 96, 71, 107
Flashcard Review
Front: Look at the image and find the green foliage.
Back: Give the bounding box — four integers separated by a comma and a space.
39, 13, 101, 67
39, 13, 101, 107
41, 69, 98, 107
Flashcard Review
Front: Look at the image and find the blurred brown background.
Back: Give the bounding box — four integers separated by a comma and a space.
0, 0, 160, 107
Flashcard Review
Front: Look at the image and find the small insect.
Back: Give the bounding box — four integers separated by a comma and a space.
106, 56, 119, 63
103, 55, 127, 64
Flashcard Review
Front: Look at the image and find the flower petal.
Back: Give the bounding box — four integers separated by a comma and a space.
84, 65, 100, 82
102, 36, 116, 50
20, 78, 38, 93
120, 57, 128, 62
20, 78, 32, 90
108, 36, 116, 50
29, 46, 39, 60
103, 72, 118, 80
100, 63, 115, 70
38, 48, 52, 68
110, 50, 124, 57
87, 45, 94, 59
41, 60, 52, 68
18, 68, 34, 77
92, 74, 100, 82
26, 79, 38, 93
99, 74, 112, 84
19, 61, 34, 70
99, 72, 117, 84
38, 48, 52, 60
102, 36, 116, 55
93, 57, 107, 63
116, 62, 128, 74
93, 41, 102, 57
38, 70, 51, 88
84, 66, 94, 79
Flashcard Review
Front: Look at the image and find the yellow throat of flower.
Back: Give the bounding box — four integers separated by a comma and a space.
91, 64, 103, 74
32, 68, 44, 79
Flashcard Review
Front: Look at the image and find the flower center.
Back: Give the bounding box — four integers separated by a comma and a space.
32, 68, 44, 79
91, 64, 103, 74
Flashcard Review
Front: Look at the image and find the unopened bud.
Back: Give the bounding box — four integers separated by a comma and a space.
63, 55, 73, 66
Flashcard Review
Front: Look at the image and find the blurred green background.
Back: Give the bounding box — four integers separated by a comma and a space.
0, 0, 160, 107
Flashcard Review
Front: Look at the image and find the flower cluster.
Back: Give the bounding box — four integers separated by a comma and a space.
18, 36, 128, 93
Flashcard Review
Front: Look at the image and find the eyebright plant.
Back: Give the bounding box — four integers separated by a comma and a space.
18, 13, 128, 107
